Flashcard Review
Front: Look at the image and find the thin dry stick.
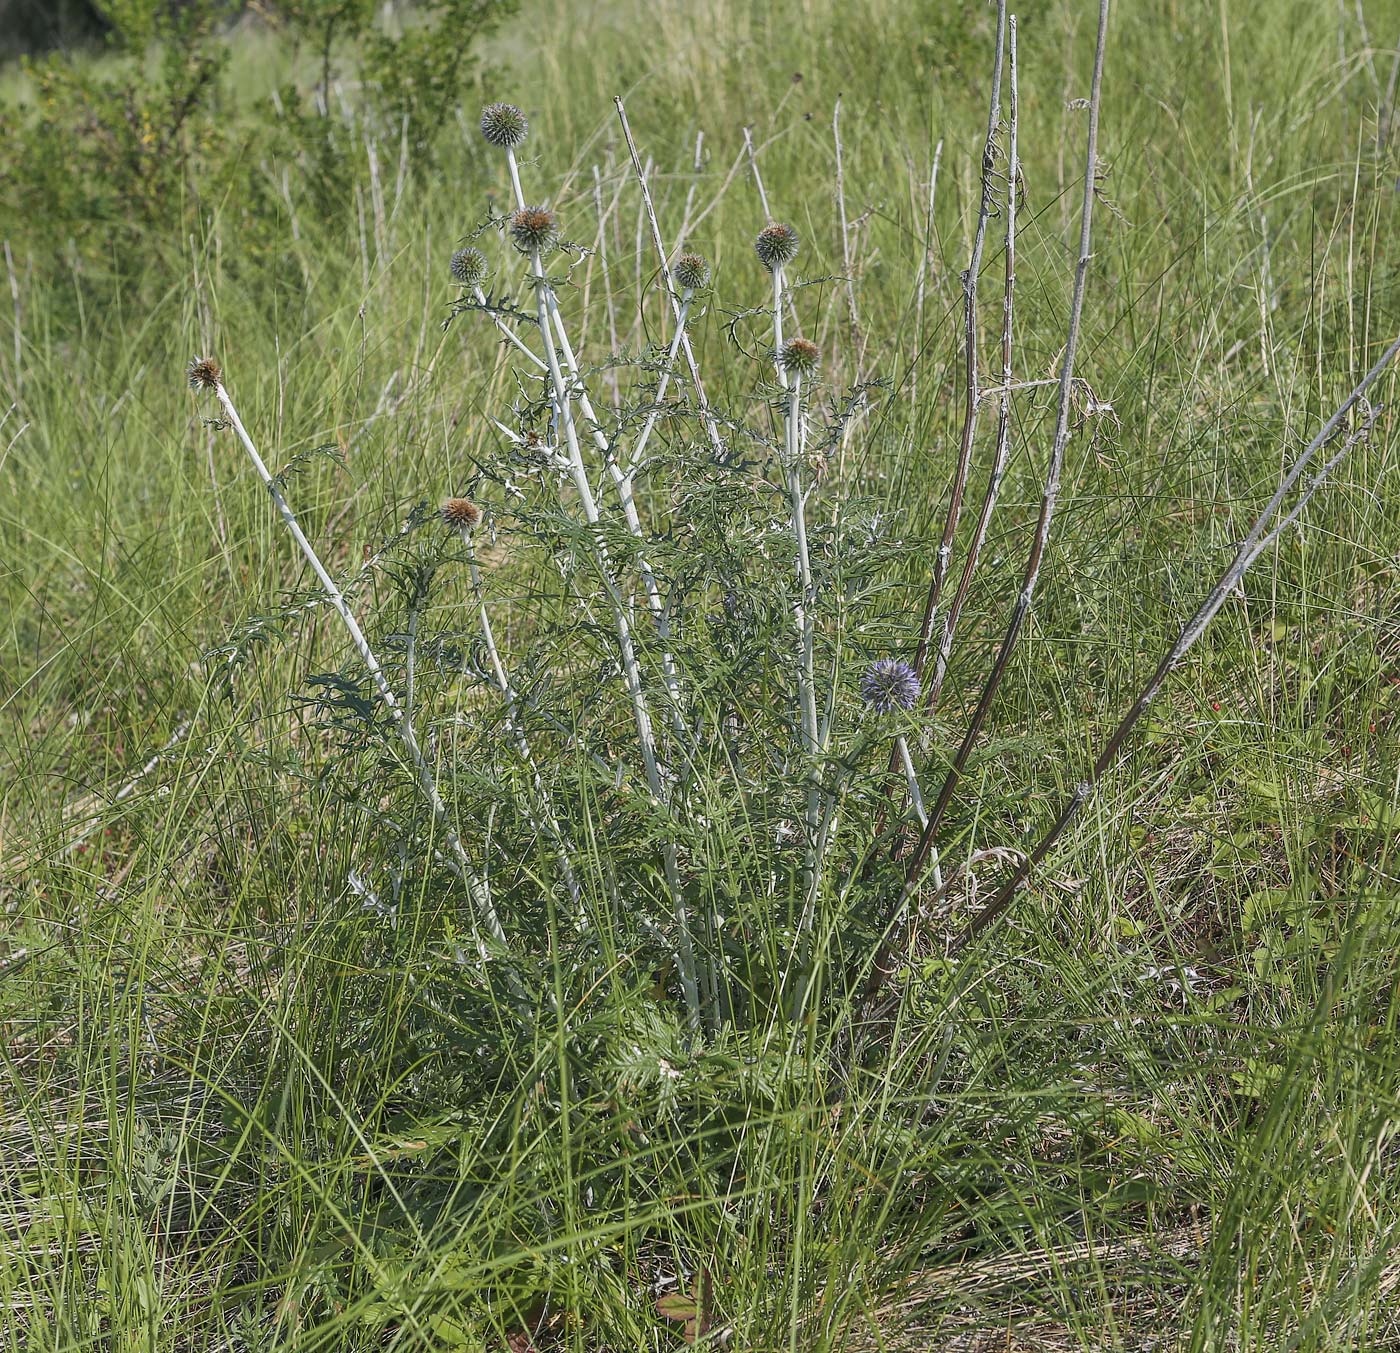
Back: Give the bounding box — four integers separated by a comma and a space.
870, 0, 1111, 1001
614, 98, 727, 463
912, 0, 1007, 680
911, 0, 1109, 873
928, 14, 1021, 713
911, 139, 945, 409
192, 366, 525, 1008
951, 385, 1393, 954
833, 96, 863, 363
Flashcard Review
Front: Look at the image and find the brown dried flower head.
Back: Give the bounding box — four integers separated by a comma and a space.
509, 206, 560, 257
187, 357, 222, 391
778, 337, 820, 377
441, 497, 482, 530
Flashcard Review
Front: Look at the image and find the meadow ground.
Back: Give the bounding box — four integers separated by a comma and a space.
3, 0, 1400, 1348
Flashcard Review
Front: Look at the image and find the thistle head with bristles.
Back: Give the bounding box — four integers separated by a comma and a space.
187, 357, 221, 391
450, 247, 489, 289
441, 497, 482, 530
509, 206, 560, 257
778, 338, 820, 379
860, 659, 921, 714
672, 252, 712, 291
755, 221, 800, 270
480, 102, 529, 149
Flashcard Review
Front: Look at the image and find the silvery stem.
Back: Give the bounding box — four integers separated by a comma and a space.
504, 148, 687, 737
213, 381, 522, 1003
516, 229, 701, 1032
473, 284, 546, 369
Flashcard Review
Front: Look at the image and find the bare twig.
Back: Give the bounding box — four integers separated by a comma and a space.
912, 0, 1008, 679
927, 14, 1021, 713
952, 385, 1394, 953
866, 0, 1111, 1006
614, 98, 727, 463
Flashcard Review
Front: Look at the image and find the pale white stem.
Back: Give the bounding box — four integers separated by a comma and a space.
895, 736, 927, 829
895, 733, 941, 890
614, 99, 726, 462
504, 147, 687, 734
772, 263, 822, 955
212, 380, 520, 997
473, 284, 546, 369
630, 293, 692, 468
509, 216, 701, 1030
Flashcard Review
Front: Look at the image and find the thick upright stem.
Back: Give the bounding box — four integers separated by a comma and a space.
502, 183, 701, 1027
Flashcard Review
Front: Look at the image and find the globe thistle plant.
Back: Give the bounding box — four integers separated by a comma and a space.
480, 102, 529, 149
509, 206, 560, 257
672, 252, 712, 291
449, 247, 489, 288
755, 221, 800, 271
778, 338, 820, 379
860, 659, 922, 715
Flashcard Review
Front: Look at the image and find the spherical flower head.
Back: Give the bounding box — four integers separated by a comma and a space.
480, 102, 529, 149
441, 497, 482, 530
509, 206, 560, 257
860, 658, 921, 714
449, 246, 489, 288
187, 357, 221, 391
672, 252, 711, 291
778, 337, 820, 378
755, 221, 800, 270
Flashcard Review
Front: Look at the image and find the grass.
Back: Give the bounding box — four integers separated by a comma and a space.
3, 0, 1400, 1348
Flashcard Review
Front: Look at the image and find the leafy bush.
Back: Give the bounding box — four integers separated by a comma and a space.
0, 0, 515, 295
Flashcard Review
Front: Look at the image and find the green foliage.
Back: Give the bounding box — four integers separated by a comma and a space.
0, 0, 514, 296
4, 0, 1400, 1349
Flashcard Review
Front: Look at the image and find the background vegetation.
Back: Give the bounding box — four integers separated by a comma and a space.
3, 0, 1400, 1348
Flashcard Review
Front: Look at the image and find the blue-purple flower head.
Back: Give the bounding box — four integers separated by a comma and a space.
860, 658, 921, 714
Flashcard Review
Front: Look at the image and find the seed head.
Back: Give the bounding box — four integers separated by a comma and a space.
480, 102, 529, 149
778, 337, 820, 378
860, 658, 921, 714
187, 357, 221, 391
450, 246, 489, 288
755, 221, 800, 270
441, 497, 482, 530
509, 206, 560, 256
672, 252, 712, 291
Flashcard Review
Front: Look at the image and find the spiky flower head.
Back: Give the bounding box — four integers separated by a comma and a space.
755, 221, 800, 270
441, 497, 482, 530
672, 252, 711, 291
480, 102, 529, 149
778, 337, 820, 378
187, 357, 221, 391
449, 246, 489, 288
509, 206, 560, 256
860, 658, 921, 714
